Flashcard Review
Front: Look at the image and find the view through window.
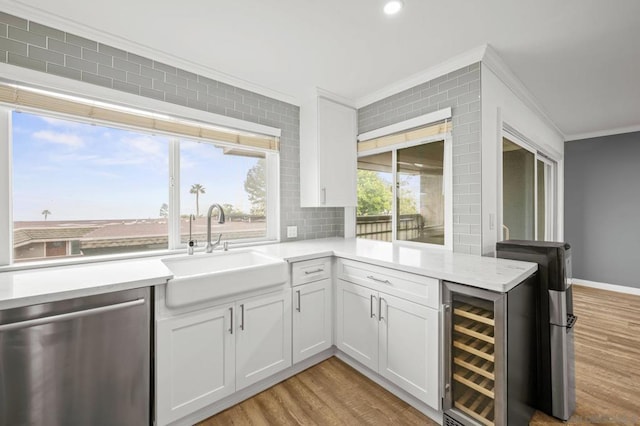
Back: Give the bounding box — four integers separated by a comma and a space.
179, 141, 266, 245
11, 111, 270, 263
356, 140, 445, 245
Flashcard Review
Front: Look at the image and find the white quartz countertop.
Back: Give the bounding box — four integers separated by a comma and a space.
0, 238, 536, 309
0, 258, 172, 309
251, 238, 537, 292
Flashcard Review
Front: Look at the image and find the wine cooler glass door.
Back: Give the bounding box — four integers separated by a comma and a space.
443, 282, 505, 426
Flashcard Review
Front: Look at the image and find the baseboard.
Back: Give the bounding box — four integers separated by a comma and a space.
335, 351, 443, 425
573, 279, 640, 296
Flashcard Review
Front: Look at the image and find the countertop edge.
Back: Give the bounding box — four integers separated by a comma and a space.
1, 238, 538, 309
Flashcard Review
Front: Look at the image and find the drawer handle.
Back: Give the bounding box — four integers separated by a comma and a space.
367, 275, 391, 285
304, 268, 324, 275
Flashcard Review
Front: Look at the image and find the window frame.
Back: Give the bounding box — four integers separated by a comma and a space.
0, 71, 281, 268
356, 110, 453, 250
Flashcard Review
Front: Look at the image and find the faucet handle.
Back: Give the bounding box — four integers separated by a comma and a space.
215, 233, 222, 245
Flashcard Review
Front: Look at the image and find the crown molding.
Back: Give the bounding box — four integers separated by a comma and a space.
354, 45, 488, 109
565, 124, 640, 142
0, 0, 300, 106
481, 45, 565, 140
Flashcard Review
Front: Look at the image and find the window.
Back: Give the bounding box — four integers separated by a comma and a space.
179, 141, 268, 244
5, 107, 279, 265
356, 114, 452, 248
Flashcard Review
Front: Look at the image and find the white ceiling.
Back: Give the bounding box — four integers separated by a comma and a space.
4, 0, 640, 139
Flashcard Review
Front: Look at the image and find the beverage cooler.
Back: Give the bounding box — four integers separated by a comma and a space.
442, 276, 538, 426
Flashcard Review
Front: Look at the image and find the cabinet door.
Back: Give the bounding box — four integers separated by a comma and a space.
378, 293, 439, 409
292, 278, 332, 364
317, 97, 357, 207
335, 279, 378, 371
235, 289, 292, 390
156, 304, 235, 426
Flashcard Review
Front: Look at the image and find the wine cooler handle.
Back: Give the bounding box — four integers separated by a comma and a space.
441, 303, 452, 410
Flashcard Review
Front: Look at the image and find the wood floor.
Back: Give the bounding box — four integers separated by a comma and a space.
198, 285, 640, 426
530, 285, 640, 425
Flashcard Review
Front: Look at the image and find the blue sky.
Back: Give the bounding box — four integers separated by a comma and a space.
12, 111, 262, 221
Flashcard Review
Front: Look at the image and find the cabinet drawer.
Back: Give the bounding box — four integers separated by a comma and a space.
291, 258, 332, 286
337, 259, 439, 309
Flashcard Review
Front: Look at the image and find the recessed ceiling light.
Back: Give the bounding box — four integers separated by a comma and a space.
383, 0, 404, 15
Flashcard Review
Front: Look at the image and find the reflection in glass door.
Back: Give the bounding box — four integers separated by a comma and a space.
502, 138, 535, 240
397, 142, 445, 244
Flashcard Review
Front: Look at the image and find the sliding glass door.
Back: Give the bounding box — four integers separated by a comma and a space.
502, 136, 555, 241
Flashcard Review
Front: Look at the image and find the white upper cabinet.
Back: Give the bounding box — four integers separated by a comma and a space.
300, 95, 357, 207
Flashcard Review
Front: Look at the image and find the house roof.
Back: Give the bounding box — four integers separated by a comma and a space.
13, 218, 265, 249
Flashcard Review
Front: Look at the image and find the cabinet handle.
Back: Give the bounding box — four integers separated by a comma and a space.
304, 268, 324, 275
240, 304, 245, 331
321, 187, 327, 205
229, 307, 234, 334
296, 290, 301, 312
367, 275, 391, 285
379, 297, 385, 321
370, 294, 377, 319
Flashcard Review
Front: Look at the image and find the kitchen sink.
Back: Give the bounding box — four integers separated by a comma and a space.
162, 250, 288, 308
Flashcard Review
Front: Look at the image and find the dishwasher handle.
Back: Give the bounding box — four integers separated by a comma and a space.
0, 298, 145, 332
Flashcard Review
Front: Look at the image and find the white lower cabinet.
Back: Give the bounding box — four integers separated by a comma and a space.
379, 293, 439, 408
292, 278, 332, 364
156, 288, 291, 426
156, 304, 235, 425
236, 290, 292, 390
335, 279, 379, 370
336, 279, 440, 409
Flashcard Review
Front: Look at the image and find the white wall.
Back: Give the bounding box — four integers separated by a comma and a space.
480, 64, 565, 255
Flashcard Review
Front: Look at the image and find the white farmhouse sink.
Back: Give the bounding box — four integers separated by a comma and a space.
162, 250, 288, 308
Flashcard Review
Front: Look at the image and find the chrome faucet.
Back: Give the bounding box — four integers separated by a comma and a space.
205, 203, 226, 253
188, 214, 196, 255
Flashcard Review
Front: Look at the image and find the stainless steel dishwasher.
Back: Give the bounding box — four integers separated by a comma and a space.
0, 287, 151, 426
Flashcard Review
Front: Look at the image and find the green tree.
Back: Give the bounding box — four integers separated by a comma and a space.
357, 170, 392, 216
398, 189, 418, 214
244, 159, 266, 215
397, 177, 418, 214
189, 184, 206, 216
41, 209, 52, 221
222, 203, 244, 215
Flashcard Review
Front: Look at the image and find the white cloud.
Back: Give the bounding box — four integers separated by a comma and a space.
39, 116, 85, 129
50, 153, 99, 163
34, 130, 84, 148
123, 136, 167, 159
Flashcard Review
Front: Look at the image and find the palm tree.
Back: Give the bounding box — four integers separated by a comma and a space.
42, 209, 51, 221
190, 184, 206, 216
